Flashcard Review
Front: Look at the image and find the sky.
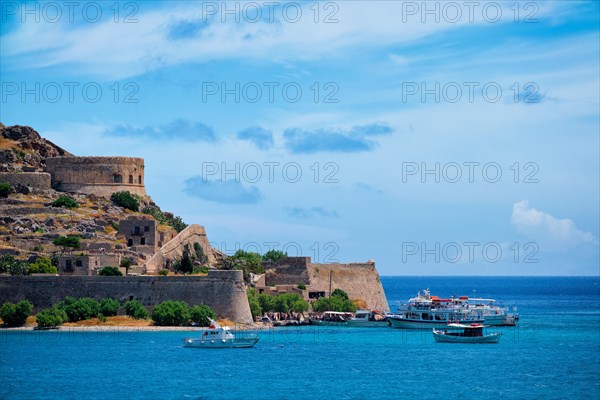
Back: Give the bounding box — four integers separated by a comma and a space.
1, 0, 598, 276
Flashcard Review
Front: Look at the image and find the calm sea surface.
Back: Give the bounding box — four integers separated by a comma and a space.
1, 277, 599, 400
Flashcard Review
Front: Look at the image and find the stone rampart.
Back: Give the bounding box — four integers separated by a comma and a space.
308, 262, 389, 312
45, 156, 146, 198
0, 270, 252, 323
0, 172, 51, 189
144, 224, 217, 273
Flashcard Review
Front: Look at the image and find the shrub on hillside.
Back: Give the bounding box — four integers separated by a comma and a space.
189, 304, 217, 327
110, 191, 139, 212
27, 256, 58, 274
36, 306, 67, 328
51, 195, 78, 209
262, 249, 287, 263
62, 297, 100, 322
0, 182, 13, 198
0, 255, 28, 276
124, 300, 148, 320
52, 236, 81, 252
98, 266, 123, 276
152, 301, 190, 326
0, 300, 33, 327
99, 298, 120, 317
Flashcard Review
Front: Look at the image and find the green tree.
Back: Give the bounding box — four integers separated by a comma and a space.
0, 182, 14, 198
119, 258, 133, 275
226, 250, 264, 282
51, 195, 79, 208
99, 298, 120, 317
53, 235, 81, 253
27, 256, 58, 274
62, 298, 100, 322
179, 245, 193, 274
151, 301, 190, 326
98, 266, 123, 276
262, 249, 287, 263
36, 306, 67, 328
312, 293, 356, 313
257, 293, 275, 313
189, 304, 217, 327
0, 300, 33, 326
124, 300, 148, 320
0, 255, 28, 275
331, 288, 349, 300
193, 242, 208, 264
110, 191, 139, 211
247, 290, 263, 318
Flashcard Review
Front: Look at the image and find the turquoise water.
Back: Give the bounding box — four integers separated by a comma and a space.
1, 277, 599, 400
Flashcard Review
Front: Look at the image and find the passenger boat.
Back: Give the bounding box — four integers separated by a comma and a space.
182, 319, 259, 348
388, 289, 518, 329
388, 289, 484, 329
432, 323, 502, 343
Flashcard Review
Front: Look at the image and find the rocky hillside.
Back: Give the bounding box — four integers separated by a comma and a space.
0, 123, 222, 273
0, 123, 72, 172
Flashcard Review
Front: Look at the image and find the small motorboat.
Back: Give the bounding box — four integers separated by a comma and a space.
432, 323, 501, 343
182, 319, 259, 348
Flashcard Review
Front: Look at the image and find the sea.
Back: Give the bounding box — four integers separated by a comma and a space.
1, 276, 599, 400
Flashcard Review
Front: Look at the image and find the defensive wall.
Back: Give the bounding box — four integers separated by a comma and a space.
0, 172, 51, 189
45, 156, 146, 198
262, 256, 389, 312
144, 224, 217, 273
0, 270, 252, 323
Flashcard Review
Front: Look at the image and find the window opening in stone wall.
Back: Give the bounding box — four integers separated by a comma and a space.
114, 174, 123, 183
129, 175, 133, 184
128, 238, 133, 247
140, 237, 146, 245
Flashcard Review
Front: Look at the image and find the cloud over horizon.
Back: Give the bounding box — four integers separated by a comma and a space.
511, 200, 597, 250
237, 126, 274, 150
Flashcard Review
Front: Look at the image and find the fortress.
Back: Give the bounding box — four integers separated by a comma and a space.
0, 124, 389, 323
45, 156, 146, 198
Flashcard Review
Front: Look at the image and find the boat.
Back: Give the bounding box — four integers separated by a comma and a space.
309, 310, 390, 327
309, 311, 353, 326
346, 310, 390, 328
388, 289, 484, 329
388, 289, 519, 329
182, 319, 259, 348
433, 323, 502, 343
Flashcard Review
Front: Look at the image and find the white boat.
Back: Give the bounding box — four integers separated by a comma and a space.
346, 310, 390, 328
388, 289, 484, 329
309, 310, 390, 327
433, 323, 502, 343
182, 319, 259, 348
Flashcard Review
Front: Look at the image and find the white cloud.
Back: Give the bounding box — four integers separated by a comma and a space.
511, 200, 596, 250
1, 1, 573, 80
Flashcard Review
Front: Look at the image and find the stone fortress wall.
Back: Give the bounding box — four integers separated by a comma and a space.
0, 270, 253, 323
263, 257, 389, 312
0, 172, 51, 190
45, 156, 146, 198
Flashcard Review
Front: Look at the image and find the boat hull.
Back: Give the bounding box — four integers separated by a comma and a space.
432, 331, 501, 343
309, 319, 390, 328
388, 316, 484, 329
182, 337, 259, 348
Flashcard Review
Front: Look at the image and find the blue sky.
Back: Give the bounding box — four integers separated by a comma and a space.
1, 1, 598, 275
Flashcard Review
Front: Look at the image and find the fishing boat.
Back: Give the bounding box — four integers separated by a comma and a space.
432, 323, 502, 343
182, 319, 259, 348
388, 289, 484, 329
